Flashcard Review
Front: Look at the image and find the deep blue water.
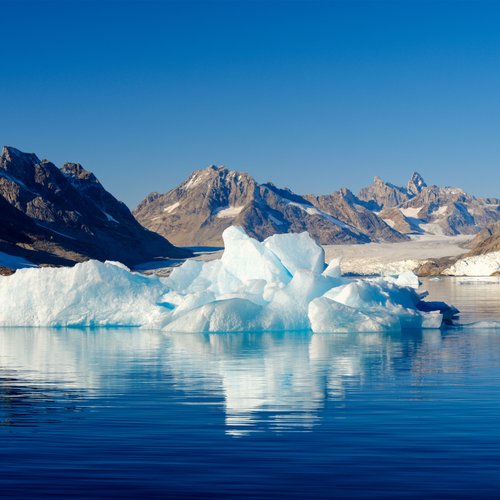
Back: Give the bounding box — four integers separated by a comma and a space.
1, 278, 500, 498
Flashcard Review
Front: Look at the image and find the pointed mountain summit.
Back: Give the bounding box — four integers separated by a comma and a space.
357, 175, 410, 210
134, 165, 406, 246
0, 146, 189, 266
407, 172, 427, 195
371, 171, 500, 237
135, 164, 500, 246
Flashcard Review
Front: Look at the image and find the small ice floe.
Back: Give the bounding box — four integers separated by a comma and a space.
451, 320, 500, 330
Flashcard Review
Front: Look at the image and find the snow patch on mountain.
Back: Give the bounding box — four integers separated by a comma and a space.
400, 207, 422, 218
163, 202, 180, 213
216, 206, 245, 218
287, 202, 351, 229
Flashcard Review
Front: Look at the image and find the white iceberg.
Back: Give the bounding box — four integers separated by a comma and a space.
443, 251, 500, 277
0, 260, 167, 328
0, 226, 456, 332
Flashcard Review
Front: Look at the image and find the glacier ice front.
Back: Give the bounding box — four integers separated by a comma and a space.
0, 226, 457, 332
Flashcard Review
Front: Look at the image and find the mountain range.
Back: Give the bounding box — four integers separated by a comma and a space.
0, 146, 189, 269
2, 145, 500, 273
134, 166, 500, 246
134, 166, 407, 246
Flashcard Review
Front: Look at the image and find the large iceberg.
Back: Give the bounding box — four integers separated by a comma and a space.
0, 226, 456, 332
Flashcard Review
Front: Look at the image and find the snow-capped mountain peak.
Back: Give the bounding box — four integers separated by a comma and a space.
407, 171, 427, 195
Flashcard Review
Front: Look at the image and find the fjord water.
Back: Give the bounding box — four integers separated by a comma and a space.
1, 279, 500, 498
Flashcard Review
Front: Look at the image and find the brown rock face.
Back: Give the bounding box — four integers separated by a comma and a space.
0, 146, 189, 266
466, 221, 500, 256
134, 166, 406, 247
135, 167, 499, 247
377, 207, 420, 234
357, 175, 411, 210
304, 188, 407, 243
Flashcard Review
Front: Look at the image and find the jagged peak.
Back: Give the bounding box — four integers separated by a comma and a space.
205, 164, 231, 173
409, 171, 425, 183
182, 164, 255, 191
1, 145, 40, 164
195, 164, 230, 176
339, 186, 353, 196
407, 171, 427, 194
61, 162, 99, 184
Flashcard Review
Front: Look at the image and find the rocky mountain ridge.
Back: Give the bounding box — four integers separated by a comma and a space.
466, 221, 500, 256
135, 165, 500, 247
135, 165, 391, 246
0, 146, 189, 268
371, 179, 500, 237
133, 166, 409, 246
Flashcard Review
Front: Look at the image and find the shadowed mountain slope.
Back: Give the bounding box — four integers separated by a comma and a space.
0, 146, 189, 266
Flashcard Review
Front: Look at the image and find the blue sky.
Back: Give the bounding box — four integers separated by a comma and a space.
1, 0, 500, 207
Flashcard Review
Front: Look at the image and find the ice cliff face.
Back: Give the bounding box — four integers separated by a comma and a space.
0, 226, 456, 331
0, 146, 189, 266
439, 221, 500, 275
134, 166, 406, 246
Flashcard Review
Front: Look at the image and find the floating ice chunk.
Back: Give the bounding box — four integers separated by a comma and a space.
420, 311, 443, 329
0, 226, 458, 333
217, 279, 269, 306
167, 259, 203, 291
323, 258, 342, 278
221, 226, 291, 284
170, 290, 217, 318
264, 231, 325, 275
395, 271, 420, 289
164, 298, 264, 332
308, 297, 401, 333
0, 260, 166, 328
454, 320, 500, 329
324, 278, 419, 312
324, 281, 389, 309
416, 300, 459, 323
260, 270, 337, 332
284, 270, 339, 303
104, 260, 131, 271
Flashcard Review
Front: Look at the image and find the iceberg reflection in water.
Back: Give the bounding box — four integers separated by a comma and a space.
1, 327, 500, 436
4, 324, 500, 498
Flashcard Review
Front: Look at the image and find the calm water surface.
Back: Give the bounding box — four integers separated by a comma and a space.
1, 278, 500, 498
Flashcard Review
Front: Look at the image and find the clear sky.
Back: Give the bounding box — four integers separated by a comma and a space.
1, 0, 500, 207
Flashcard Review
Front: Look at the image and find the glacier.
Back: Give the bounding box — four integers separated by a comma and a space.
443, 251, 500, 277
0, 226, 456, 332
